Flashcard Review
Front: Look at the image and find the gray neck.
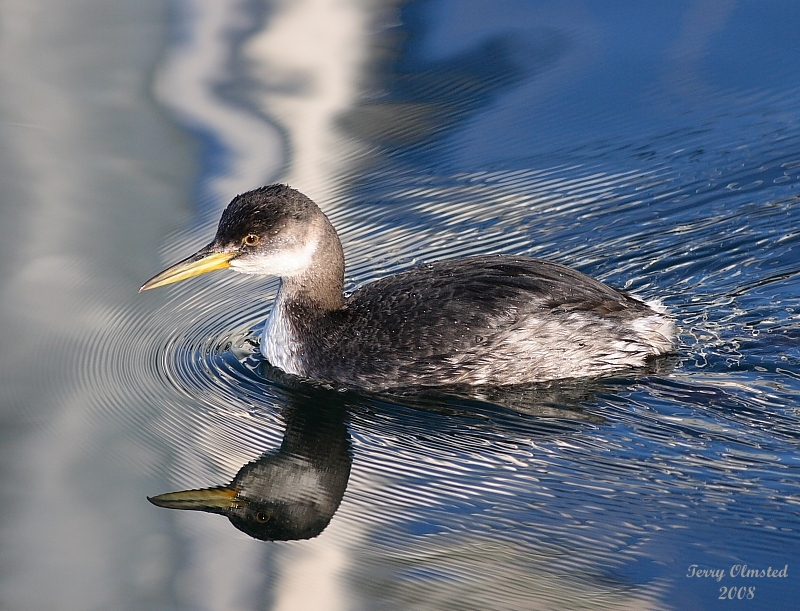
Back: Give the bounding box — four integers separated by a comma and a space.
277, 211, 345, 312
260, 211, 345, 375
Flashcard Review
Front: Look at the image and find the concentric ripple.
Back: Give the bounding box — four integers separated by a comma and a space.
67, 87, 800, 608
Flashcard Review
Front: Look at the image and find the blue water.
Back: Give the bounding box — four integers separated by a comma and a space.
1, 1, 799, 610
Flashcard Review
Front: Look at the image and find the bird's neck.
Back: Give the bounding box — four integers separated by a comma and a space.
260, 212, 344, 375
276, 212, 345, 313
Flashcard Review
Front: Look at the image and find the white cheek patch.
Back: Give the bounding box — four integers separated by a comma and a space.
230, 224, 320, 277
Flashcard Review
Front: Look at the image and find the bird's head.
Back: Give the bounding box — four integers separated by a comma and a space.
147, 484, 331, 541
140, 184, 324, 291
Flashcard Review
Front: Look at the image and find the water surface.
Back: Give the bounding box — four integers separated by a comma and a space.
1, 1, 799, 610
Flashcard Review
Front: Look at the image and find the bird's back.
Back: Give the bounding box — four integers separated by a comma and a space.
290, 256, 674, 390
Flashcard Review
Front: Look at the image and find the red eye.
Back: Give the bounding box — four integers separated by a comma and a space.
243, 234, 259, 246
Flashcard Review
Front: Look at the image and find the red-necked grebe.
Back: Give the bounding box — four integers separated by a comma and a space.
141, 184, 675, 390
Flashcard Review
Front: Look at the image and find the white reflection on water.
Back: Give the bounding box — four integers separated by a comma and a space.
156, 0, 375, 609
155, 0, 284, 209
243, 0, 372, 203
0, 0, 190, 607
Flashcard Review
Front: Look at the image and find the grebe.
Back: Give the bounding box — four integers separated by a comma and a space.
141, 184, 675, 390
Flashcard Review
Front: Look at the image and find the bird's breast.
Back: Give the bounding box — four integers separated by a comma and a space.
260, 304, 306, 376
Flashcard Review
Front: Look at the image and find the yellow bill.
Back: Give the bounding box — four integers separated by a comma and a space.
139, 250, 237, 292
147, 486, 242, 511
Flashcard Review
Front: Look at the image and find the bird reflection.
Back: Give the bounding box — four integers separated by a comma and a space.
148, 356, 674, 540
149, 390, 351, 541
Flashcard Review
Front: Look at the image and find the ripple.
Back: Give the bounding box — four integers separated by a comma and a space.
92, 152, 800, 477
68, 139, 800, 608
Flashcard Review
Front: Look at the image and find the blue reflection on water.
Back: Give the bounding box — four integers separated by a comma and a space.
139, 1, 800, 609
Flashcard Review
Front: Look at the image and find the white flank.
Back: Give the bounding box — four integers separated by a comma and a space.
632, 313, 677, 354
